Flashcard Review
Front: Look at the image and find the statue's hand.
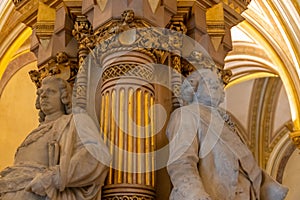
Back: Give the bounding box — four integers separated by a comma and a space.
25, 176, 46, 196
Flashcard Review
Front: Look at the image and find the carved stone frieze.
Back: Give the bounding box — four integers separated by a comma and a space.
35, 21, 55, 40
94, 10, 151, 44
102, 63, 153, 82
74, 10, 179, 64
102, 184, 156, 200
29, 52, 78, 88
103, 195, 154, 200
71, 10, 191, 67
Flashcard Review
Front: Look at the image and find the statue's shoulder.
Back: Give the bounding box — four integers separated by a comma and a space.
53, 114, 73, 133
60, 114, 73, 122
170, 105, 200, 123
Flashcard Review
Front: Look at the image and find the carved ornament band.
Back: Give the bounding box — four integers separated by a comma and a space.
102, 64, 153, 82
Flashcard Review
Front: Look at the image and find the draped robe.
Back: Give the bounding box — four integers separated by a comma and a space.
167, 103, 288, 200
0, 114, 111, 200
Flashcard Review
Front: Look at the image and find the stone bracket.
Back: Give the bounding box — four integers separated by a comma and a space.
206, 3, 225, 51
290, 131, 300, 149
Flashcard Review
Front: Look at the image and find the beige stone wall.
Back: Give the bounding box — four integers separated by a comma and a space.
0, 62, 38, 170
283, 149, 300, 200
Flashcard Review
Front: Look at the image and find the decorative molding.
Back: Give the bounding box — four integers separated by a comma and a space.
28, 52, 78, 88
206, 3, 225, 51
221, 0, 250, 14
35, 21, 55, 47
276, 142, 296, 183
72, 15, 94, 66
249, 78, 265, 154
248, 77, 286, 168
12, 0, 38, 26
102, 63, 153, 82
0, 52, 36, 97
102, 184, 156, 200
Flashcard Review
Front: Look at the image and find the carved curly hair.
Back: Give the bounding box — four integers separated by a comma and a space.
35, 76, 72, 122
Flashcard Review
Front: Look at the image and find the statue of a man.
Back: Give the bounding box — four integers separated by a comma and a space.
166, 68, 288, 200
0, 76, 111, 200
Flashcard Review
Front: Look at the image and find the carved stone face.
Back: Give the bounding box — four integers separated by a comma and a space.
123, 10, 134, 23
181, 72, 199, 104
181, 69, 224, 106
39, 80, 63, 116
195, 69, 224, 106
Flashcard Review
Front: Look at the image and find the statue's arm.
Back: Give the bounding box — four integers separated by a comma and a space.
166, 109, 211, 200
26, 141, 108, 196
26, 115, 110, 197
62, 139, 109, 188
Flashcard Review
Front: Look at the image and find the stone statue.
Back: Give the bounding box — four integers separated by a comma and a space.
0, 76, 111, 200
166, 68, 288, 200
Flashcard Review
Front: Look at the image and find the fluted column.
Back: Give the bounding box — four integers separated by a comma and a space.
100, 50, 156, 200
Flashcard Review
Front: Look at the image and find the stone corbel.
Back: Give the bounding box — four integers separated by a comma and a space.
290, 131, 300, 149
206, 3, 225, 52
285, 122, 300, 149
35, 2, 56, 49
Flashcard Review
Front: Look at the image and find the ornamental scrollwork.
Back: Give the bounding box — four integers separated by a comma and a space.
29, 52, 78, 88
72, 16, 95, 65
